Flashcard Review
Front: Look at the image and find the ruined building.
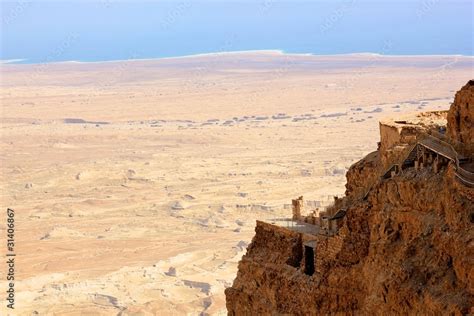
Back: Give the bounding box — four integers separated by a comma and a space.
225, 80, 474, 315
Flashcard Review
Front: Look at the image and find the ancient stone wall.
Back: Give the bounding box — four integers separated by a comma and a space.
379, 122, 403, 153
249, 221, 303, 266
315, 235, 342, 272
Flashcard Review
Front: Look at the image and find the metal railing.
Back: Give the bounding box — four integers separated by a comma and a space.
422, 132, 474, 186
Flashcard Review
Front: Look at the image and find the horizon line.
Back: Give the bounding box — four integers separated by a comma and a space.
2, 49, 473, 66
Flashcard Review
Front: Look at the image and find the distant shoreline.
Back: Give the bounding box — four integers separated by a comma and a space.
1, 50, 473, 66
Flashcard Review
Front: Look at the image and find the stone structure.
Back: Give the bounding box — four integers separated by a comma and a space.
291, 196, 304, 220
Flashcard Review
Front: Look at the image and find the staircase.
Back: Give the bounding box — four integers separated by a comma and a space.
401, 145, 418, 169
381, 143, 417, 179
380, 133, 474, 188
418, 135, 457, 163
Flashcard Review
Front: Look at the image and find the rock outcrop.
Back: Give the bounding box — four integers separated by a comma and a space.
448, 80, 474, 148
226, 81, 474, 315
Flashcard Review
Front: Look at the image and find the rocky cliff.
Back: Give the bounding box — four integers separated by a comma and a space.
448, 80, 474, 148
225, 81, 474, 315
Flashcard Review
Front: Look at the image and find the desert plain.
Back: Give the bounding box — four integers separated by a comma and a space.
0, 51, 472, 315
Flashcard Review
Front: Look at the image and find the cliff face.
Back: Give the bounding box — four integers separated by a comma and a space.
345, 150, 379, 198
447, 80, 474, 148
225, 82, 474, 315
226, 166, 473, 315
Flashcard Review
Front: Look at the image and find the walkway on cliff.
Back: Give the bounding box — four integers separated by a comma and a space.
270, 131, 473, 239
383, 133, 474, 187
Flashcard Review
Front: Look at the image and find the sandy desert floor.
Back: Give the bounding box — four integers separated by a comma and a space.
0, 52, 472, 315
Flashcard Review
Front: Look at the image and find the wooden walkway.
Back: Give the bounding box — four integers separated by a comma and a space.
419, 136, 458, 162
383, 133, 474, 187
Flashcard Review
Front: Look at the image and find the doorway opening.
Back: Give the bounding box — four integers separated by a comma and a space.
304, 246, 315, 276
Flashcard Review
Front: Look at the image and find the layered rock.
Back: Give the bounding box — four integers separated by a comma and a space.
226, 167, 473, 315
447, 80, 474, 148
226, 81, 474, 315
345, 150, 379, 198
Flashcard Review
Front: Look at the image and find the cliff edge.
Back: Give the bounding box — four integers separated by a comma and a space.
225, 81, 474, 315
448, 80, 474, 148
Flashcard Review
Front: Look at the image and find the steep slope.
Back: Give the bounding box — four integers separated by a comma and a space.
225, 81, 474, 315
447, 80, 474, 148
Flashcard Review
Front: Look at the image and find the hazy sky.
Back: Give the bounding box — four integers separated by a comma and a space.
1, 1, 473, 63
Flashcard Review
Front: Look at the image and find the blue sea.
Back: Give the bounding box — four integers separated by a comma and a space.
1, 1, 473, 64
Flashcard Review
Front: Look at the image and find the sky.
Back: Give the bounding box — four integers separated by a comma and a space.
1, 0, 473, 63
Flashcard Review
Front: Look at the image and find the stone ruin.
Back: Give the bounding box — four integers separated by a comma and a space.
291, 195, 345, 235
262, 80, 474, 277
226, 81, 474, 315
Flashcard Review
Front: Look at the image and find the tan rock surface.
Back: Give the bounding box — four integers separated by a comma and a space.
226, 82, 474, 315
228, 164, 473, 314
447, 80, 474, 148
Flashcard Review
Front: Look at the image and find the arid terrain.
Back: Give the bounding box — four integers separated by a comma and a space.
0, 52, 472, 315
